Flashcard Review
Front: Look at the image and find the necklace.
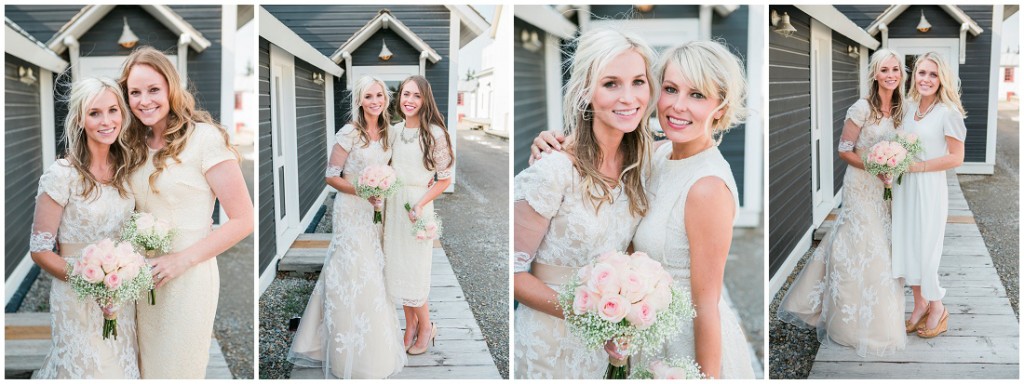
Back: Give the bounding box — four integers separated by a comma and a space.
400, 125, 419, 144
915, 100, 937, 119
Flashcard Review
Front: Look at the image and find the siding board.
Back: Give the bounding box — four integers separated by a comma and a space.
258, 37, 276, 274
5, 55, 43, 278
294, 58, 327, 219
512, 17, 549, 175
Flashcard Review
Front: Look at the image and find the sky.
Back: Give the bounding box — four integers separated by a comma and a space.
459, 5, 498, 79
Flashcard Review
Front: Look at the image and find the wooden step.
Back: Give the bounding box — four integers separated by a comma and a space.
278, 233, 441, 273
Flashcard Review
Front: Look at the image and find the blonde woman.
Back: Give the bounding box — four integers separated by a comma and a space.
288, 76, 407, 378
30, 77, 139, 378
892, 52, 966, 338
383, 75, 454, 355
514, 28, 654, 379
777, 49, 907, 356
118, 46, 254, 378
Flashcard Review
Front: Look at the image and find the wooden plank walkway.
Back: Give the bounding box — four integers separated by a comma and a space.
280, 234, 501, 379
4, 312, 232, 378
807, 171, 1019, 379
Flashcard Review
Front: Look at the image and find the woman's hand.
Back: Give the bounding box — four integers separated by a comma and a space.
367, 196, 383, 209
877, 173, 893, 185
604, 339, 627, 361
148, 253, 193, 289
407, 203, 423, 223
529, 131, 567, 165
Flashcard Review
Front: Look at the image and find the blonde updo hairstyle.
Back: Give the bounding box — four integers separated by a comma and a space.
655, 40, 748, 144
908, 51, 967, 117
349, 75, 392, 150
562, 28, 656, 218
63, 76, 134, 198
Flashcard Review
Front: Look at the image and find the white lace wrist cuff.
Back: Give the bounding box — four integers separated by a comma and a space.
325, 165, 343, 177
30, 231, 56, 253
514, 251, 535, 273
837, 140, 855, 152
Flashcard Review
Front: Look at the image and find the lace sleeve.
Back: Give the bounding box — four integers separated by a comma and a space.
325, 143, 348, 178
514, 251, 535, 273
37, 160, 72, 206
513, 152, 572, 219
430, 127, 454, 180
31, 190, 64, 253
839, 100, 867, 152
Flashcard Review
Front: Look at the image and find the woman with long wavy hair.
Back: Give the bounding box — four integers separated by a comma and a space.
118, 46, 253, 378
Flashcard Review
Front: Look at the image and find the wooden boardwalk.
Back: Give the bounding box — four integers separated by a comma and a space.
279, 234, 501, 379
4, 312, 232, 378
808, 171, 1019, 379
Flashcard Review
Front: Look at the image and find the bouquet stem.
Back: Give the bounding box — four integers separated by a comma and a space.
605, 357, 630, 379
373, 208, 383, 224
101, 307, 119, 340
145, 249, 158, 305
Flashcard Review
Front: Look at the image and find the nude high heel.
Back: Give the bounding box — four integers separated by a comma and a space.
407, 322, 436, 355
917, 309, 949, 338
906, 307, 930, 333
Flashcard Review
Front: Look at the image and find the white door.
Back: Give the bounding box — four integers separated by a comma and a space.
887, 38, 960, 91
810, 20, 835, 226
269, 45, 300, 249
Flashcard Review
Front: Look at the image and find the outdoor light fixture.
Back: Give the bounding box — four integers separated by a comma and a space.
848, 45, 860, 58
379, 40, 393, 61
916, 10, 932, 33
771, 10, 797, 37
19, 66, 37, 85
118, 17, 139, 49
635, 5, 654, 13
521, 29, 542, 52
312, 72, 325, 85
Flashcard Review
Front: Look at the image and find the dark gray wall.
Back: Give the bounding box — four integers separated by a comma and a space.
768, 6, 812, 278
831, 31, 860, 193
258, 37, 276, 274
712, 6, 750, 204
5, 54, 44, 278
263, 5, 452, 134
512, 17, 550, 175
294, 57, 328, 218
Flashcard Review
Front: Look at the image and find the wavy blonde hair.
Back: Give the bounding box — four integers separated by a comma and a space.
562, 28, 655, 218
864, 49, 906, 128
908, 52, 967, 117
397, 75, 452, 171
118, 46, 239, 192
62, 76, 134, 199
656, 40, 748, 145
349, 75, 391, 150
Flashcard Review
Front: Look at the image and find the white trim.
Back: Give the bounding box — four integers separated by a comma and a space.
887, 38, 960, 78
217, 5, 236, 225
445, 5, 490, 48
40, 69, 57, 167
4, 25, 68, 73
810, 19, 835, 227
258, 260, 278, 295
5, 255, 37, 304
177, 34, 189, 87
325, 74, 336, 156
258, 7, 343, 77
866, 5, 983, 37
859, 45, 869, 96
269, 44, 302, 253
65, 36, 81, 83
983, 5, 1003, 175
699, 5, 713, 41
795, 5, 880, 50
349, 65, 420, 86
329, 10, 442, 65
299, 188, 330, 236
768, 227, 814, 299
589, 19, 699, 49
47, 5, 210, 54
544, 33, 563, 135
144, 5, 212, 51
956, 163, 995, 174
513, 5, 577, 40
259, 187, 328, 295
446, 12, 459, 192
740, 5, 765, 228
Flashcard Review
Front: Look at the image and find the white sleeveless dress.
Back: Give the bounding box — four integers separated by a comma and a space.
33, 159, 139, 379
513, 151, 641, 379
288, 124, 407, 378
632, 144, 754, 379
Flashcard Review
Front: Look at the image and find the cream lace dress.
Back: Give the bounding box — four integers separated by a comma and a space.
778, 99, 907, 357
891, 102, 966, 301
32, 159, 139, 379
513, 151, 641, 379
288, 124, 407, 378
382, 122, 453, 307
130, 123, 237, 378
632, 144, 754, 378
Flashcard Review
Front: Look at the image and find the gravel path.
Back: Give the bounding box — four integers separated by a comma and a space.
258, 272, 317, 379
767, 248, 818, 379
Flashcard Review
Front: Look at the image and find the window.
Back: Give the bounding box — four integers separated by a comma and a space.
457, 92, 464, 106
1005, 67, 1015, 82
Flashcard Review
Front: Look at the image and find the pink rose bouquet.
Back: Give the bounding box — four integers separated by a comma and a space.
629, 356, 705, 379
862, 133, 922, 200
404, 203, 443, 242
121, 212, 174, 304
354, 165, 402, 223
67, 238, 154, 339
557, 251, 696, 379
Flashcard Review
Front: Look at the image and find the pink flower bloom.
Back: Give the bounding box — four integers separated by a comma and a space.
597, 294, 630, 323
587, 263, 621, 295
103, 271, 122, 290
650, 361, 670, 378
620, 271, 649, 303
415, 230, 427, 240
625, 299, 656, 329
99, 250, 118, 274
81, 245, 101, 266
573, 286, 596, 315
118, 261, 141, 281
80, 264, 104, 284
136, 214, 156, 232
662, 367, 689, 379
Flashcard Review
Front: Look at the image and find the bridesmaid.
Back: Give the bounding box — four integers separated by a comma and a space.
118, 46, 254, 378
31, 77, 139, 379
892, 52, 966, 338
288, 75, 407, 378
383, 75, 454, 355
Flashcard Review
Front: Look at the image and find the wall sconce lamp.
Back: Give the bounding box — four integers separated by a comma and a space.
378, 40, 393, 61
635, 5, 654, 13
916, 10, 932, 33
19, 66, 37, 85
771, 10, 797, 37
847, 45, 860, 58
312, 72, 325, 85
521, 29, 542, 52
118, 17, 139, 49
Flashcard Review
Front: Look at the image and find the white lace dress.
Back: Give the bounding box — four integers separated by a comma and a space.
32, 159, 139, 379
892, 102, 966, 301
778, 99, 907, 357
288, 124, 407, 378
632, 144, 754, 378
513, 151, 641, 379
382, 122, 453, 307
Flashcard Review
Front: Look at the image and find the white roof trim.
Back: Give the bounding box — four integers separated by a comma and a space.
713, 5, 739, 17
867, 5, 983, 37
446, 5, 490, 47
47, 5, 211, 55
795, 5, 881, 50
329, 9, 442, 65
514, 5, 577, 40
258, 7, 343, 77
5, 19, 68, 73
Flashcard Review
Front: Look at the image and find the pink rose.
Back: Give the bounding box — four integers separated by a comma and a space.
648, 280, 673, 311
136, 214, 155, 232
154, 220, 170, 235
103, 271, 122, 290
415, 230, 427, 240
576, 265, 594, 281
80, 264, 104, 284
572, 286, 598, 315
118, 261, 141, 281
620, 271, 649, 303
587, 263, 621, 295
662, 367, 689, 380
907, 133, 919, 142
99, 250, 118, 274
114, 243, 137, 267
81, 245, 101, 266
597, 294, 630, 323
625, 299, 656, 329
650, 360, 670, 378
